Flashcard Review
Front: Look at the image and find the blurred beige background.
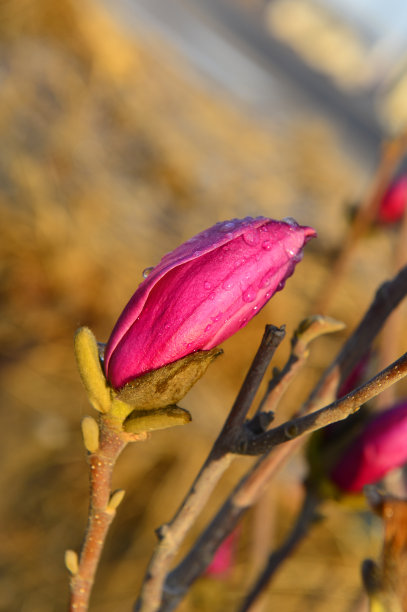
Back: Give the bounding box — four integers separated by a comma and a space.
1, 1, 406, 610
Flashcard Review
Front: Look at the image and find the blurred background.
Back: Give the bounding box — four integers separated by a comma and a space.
1, 0, 407, 610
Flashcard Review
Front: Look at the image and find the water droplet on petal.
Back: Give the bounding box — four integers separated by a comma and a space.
282, 216, 298, 227
205, 324, 212, 332
252, 305, 259, 311
259, 275, 271, 288
204, 281, 212, 290
219, 220, 237, 232
285, 247, 296, 256
260, 225, 269, 233
242, 286, 258, 303
222, 280, 233, 290
142, 266, 154, 278
262, 240, 272, 251
277, 280, 286, 291
208, 292, 216, 301
243, 230, 259, 246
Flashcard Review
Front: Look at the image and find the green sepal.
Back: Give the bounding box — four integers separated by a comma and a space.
74, 327, 111, 413
115, 348, 223, 410
123, 405, 192, 434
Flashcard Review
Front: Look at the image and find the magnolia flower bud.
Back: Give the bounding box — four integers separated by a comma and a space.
330, 401, 407, 493
377, 175, 407, 224
105, 216, 316, 388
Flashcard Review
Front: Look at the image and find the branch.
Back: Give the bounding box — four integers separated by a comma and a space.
307, 264, 407, 413
149, 267, 407, 611
159, 351, 407, 611
135, 326, 285, 612
68, 417, 128, 611
237, 487, 320, 612
233, 351, 407, 455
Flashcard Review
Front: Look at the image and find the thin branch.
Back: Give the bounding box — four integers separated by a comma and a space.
306, 264, 407, 413
315, 131, 407, 314
148, 267, 407, 611
238, 487, 320, 612
135, 326, 285, 612
217, 325, 286, 443
233, 351, 407, 455
159, 351, 407, 611
69, 417, 127, 611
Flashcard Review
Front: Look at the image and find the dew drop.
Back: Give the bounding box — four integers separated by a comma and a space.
277, 280, 286, 291
262, 240, 272, 251
208, 292, 216, 301
259, 275, 271, 288
260, 225, 269, 233
243, 231, 259, 246
211, 312, 222, 322
142, 266, 154, 278
252, 305, 259, 311
219, 220, 237, 232
242, 286, 258, 303
285, 247, 296, 257
204, 281, 212, 290
222, 280, 233, 290
205, 324, 212, 332
282, 216, 298, 227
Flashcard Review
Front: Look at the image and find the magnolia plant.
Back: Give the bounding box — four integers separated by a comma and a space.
68, 215, 407, 612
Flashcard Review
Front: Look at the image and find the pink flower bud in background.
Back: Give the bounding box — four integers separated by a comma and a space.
337, 352, 370, 398
104, 216, 316, 388
205, 530, 238, 577
377, 175, 407, 224
330, 401, 407, 493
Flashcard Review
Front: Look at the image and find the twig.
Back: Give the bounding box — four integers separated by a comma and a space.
306, 264, 407, 413
135, 326, 285, 612
362, 489, 407, 611
238, 487, 320, 612
144, 266, 407, 611
233, 351, 407, 455
68, 417, 128, 611
377, 197, 407, 408
315, 132, 407, 314
160, 353, 407, 611
217, 325, 286, 443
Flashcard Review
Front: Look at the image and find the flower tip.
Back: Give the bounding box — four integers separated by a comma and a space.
303, 225, 317, 241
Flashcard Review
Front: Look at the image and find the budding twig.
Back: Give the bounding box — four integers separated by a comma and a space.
233, 351, 407, 455
68, 417, 128, 612
135, 325, 285, 612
